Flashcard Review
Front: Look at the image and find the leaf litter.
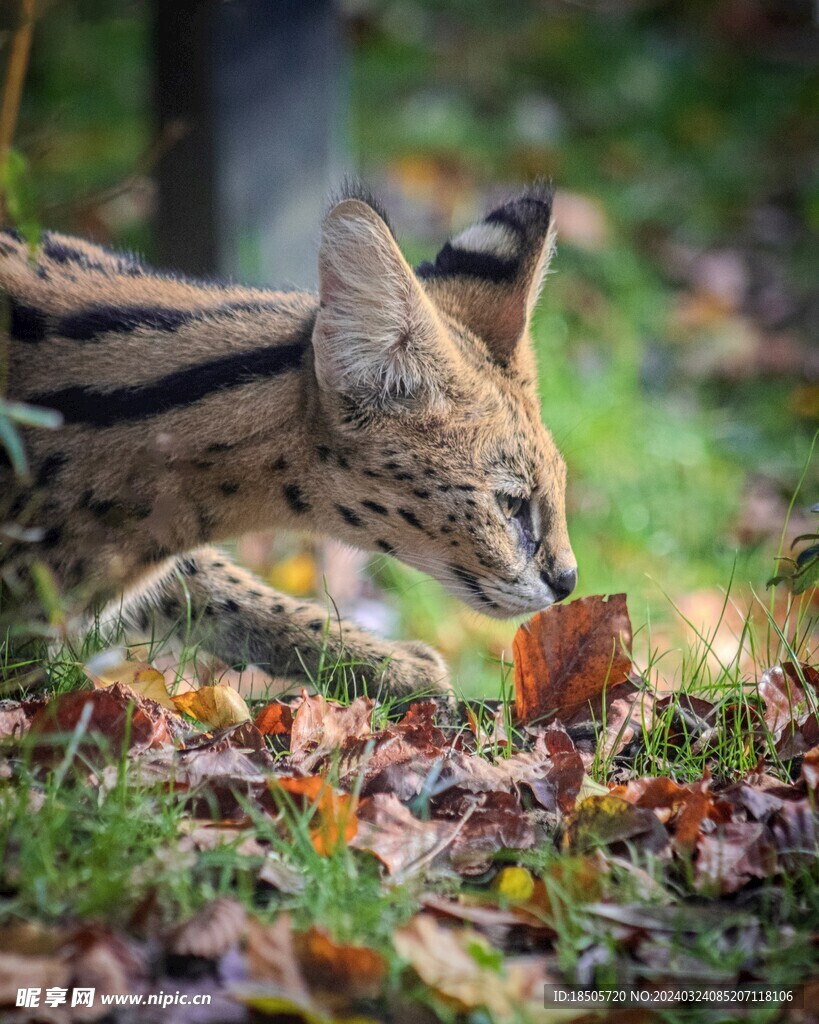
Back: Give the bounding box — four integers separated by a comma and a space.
0, 593, 817, 1021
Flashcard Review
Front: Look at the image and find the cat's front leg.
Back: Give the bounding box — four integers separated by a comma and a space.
115, 546, 449, 698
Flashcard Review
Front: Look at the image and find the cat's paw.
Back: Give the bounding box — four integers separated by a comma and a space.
378, 639, 451, 698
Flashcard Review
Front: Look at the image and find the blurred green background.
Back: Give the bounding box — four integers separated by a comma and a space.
6, 0, 818, 694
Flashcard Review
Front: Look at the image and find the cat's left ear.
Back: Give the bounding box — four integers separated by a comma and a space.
314, 196, 456, 408
416, 184, 555, 364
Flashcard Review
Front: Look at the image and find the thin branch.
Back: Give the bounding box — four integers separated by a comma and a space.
0, 0, 35, 165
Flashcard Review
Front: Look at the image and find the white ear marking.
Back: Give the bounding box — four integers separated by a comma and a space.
451, 222, 519, 260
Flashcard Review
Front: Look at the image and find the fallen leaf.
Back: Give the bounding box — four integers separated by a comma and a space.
241, 915, 383, 1022
290, 692, 374, 773
525, 748, 585, 815
294, 927, 387, 999
610, 776, 717, 853
177, 821, 264, 858
802, 745, 819, 791
168, 898, 247, 959
243, 914, 314, 1016
562, 795, 668, 855
273, 776, 358, 855
88, 655, 176, 711
172, 684, 251, 728
769, 798, 816, 861
394, 913, 554, 1021
258, 856, 305, 894
255, 700, 294, 737
341, 702, 555, 802
431, 789, 536, 873
421, 892, 540, 934
0, 952, 70, 1005
514, 594, 633, 722
0, 700, 34, 742
696, 822, 777, 894
29, 683, 177, 761
561, 680, 654, 766
351, 793, 459, 877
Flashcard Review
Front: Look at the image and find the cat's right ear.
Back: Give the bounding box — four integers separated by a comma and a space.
313, 197, 453, 408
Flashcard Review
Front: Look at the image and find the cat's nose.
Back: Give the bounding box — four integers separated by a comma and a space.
544, 567, 577, 602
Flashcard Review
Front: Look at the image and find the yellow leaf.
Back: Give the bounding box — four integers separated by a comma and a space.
492, 866, 535, 903
172, 684, 251, 727
268, 552, 316, 596
87, 653, 176, 711
562, 794, 666, 854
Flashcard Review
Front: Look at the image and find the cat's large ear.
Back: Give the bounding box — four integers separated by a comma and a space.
416, 184, 555, 365
314, 196, 453, 407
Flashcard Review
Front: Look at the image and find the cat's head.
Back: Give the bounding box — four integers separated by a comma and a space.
311, 183, 576, 618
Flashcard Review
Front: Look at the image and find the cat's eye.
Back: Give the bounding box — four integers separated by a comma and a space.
497, 493, 524, 519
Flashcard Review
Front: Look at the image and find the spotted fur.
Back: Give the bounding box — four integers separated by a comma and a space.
0, 185, 576, 695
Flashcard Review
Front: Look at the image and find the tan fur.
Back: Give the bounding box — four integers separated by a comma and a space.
0, 186, 575, 696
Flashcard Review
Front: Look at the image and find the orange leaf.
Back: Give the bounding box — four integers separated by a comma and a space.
513, 594, 632, 722
274, 776, 357, 855
254, 701, 294, 737
295, 927, 386, 999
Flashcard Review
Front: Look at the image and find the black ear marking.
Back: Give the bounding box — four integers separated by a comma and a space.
416, 182, 555, 362
417, 182, 553, 285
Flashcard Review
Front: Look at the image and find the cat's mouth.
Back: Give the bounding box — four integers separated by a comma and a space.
399, 554, 556, 619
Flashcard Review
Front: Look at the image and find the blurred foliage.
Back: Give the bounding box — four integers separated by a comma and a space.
4, 0, 817, 694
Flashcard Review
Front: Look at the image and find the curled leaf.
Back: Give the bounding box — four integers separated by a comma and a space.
172, 684, 251, 728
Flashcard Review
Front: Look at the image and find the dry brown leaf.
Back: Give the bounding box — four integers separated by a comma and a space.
0, 952, 70, 1005
802, 745, 819, 791
289, 692, 374, 773
759, 666, 819, 758
351, 793, 459, 877
177, 821, 265, 858
0, 702, 33, 742
167, 897, 247, 959
421, 892, 540, 932
29, 683, 177, 760
696, 822, 778, 894
431, 789, 536, 873
610, 776, 718, 854
244, 914, 313, 1009
561, 680, 654, 767
258, 856, 305, 894
172, 684, 251, 728
174, 744, 267, 787
514, 594, 633, 722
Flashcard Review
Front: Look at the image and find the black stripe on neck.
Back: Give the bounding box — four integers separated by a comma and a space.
55, 299, 289, 342
31, 337, 308, 427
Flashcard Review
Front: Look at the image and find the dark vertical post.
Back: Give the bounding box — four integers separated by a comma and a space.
153, 0, 345, 287
152, 0, 219, 278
